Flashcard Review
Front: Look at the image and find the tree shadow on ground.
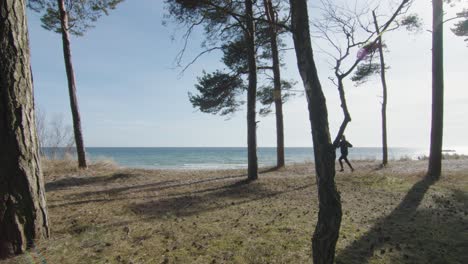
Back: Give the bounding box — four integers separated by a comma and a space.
259, 166, 283, 173
336, 175, 468, 264
51, 166, 286, 209
128, 179, 313, 219
47, 166, 282, 193
46, 173, 135, 191
66, 173, 249, 200
63, 166, 282, 200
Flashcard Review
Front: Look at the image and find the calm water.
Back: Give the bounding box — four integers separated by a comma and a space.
44, 147, 438, 169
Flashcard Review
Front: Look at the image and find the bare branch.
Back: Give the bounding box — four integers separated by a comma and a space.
178, 46, 222, 77
174, 16, 206, 67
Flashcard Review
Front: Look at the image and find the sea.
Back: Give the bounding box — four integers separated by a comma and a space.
43, 147, 468, 170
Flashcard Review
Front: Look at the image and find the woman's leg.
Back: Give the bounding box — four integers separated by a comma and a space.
338, 156, 344, 171
344, 157, 354, 171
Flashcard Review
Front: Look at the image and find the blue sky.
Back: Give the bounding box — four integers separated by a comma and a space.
27, 1, 468, 149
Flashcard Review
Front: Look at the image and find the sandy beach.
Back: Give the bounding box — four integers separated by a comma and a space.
2, 158, 467, 264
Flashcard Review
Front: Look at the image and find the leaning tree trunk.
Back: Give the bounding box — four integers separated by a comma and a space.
264, 0, 285, 168
0, 0, 49, 258
372, 11, 389, 166
333, 78, 351, 146
57, 0, 87, 168
428, 0, 444, 179
245, 0, 258, 180
289, 0, 342, 263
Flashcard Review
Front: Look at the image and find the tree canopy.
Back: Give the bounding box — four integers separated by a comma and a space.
451, 9, 468, 42
166, 0, 295, 117
28, 0, 124, 36
189, 70, 245, 116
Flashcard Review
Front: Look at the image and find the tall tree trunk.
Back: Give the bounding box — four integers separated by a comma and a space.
372, 11, 389, 166
245, 0, 258, 180
0, 0, 49, 258
264, 0, 285, 168
289, 0, 342, 263
57, 0, 87, 168
428, 0, 444, 179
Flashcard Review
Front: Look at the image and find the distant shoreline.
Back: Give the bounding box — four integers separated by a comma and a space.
40, 146, 468, 170
42, 154, 468, 173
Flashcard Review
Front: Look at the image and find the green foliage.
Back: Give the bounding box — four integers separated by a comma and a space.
164, 0, 240, 46
191, 33, 296, 116
442, 1, 468, 42
189, 71, 246, 116
452, 18, 468, 37
351, 63, 381, 85
257, 80, 296, 116
28, 0, 124, 36
166, 1, 247, 117
165, 0, 227, 21
256, 29, 288, 63
221, 24, 288, 75
222, 37, 249, 74
353, 39, 390, 85
165, 0, 290, 45
38, 6, 62, 33
400, 14, 423, 32
451, 9, 468, 42
166, 0, 296, 116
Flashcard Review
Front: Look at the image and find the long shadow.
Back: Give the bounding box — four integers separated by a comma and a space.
128, 179, 313, 219
51, 167, 296, 215
49, 178, 250, 209
55, 179, 297, 232
48, 166, 278, 194
67, 173, 249, 200
52, 175, 265, 210
259, 166, 282, 174
334, 175, 466, 263
46, 173, 134, 191
48, 198, 120, 209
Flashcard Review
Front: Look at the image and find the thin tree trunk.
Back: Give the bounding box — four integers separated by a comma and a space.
245, 0, 258, 180
428, 0, 444, 179
57, 0, 87, 168
372, 11, 389, 166
0, 0, 49, 258
264, 0, 285, 168
289, 0, 342, 263
333, 78, 351, 146
330, 0, 410, 147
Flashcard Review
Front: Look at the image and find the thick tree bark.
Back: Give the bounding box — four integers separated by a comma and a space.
428, 0, 444, 179
264, 0, 285, 168
245, 0, 258, 180
0, 0, 49, 258
57, 0, 87, 168
372, 11, 389, 166
289, 0, 342, 263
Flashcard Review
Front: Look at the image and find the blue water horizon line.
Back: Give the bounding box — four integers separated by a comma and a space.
43, 146, 440, 170
81, 146, 427, 149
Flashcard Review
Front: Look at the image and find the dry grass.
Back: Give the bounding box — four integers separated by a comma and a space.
2, 159, 468, 264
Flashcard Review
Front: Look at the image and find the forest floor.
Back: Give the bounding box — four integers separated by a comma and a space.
2, 158, 468, 264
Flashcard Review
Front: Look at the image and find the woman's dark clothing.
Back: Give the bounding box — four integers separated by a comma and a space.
337, 140, 354, 171
339, 140, 352, 155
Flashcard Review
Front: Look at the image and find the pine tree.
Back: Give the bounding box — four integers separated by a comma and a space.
28, 0, 124, 168
167, 0, 294, 177
0, 0, 49, 257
